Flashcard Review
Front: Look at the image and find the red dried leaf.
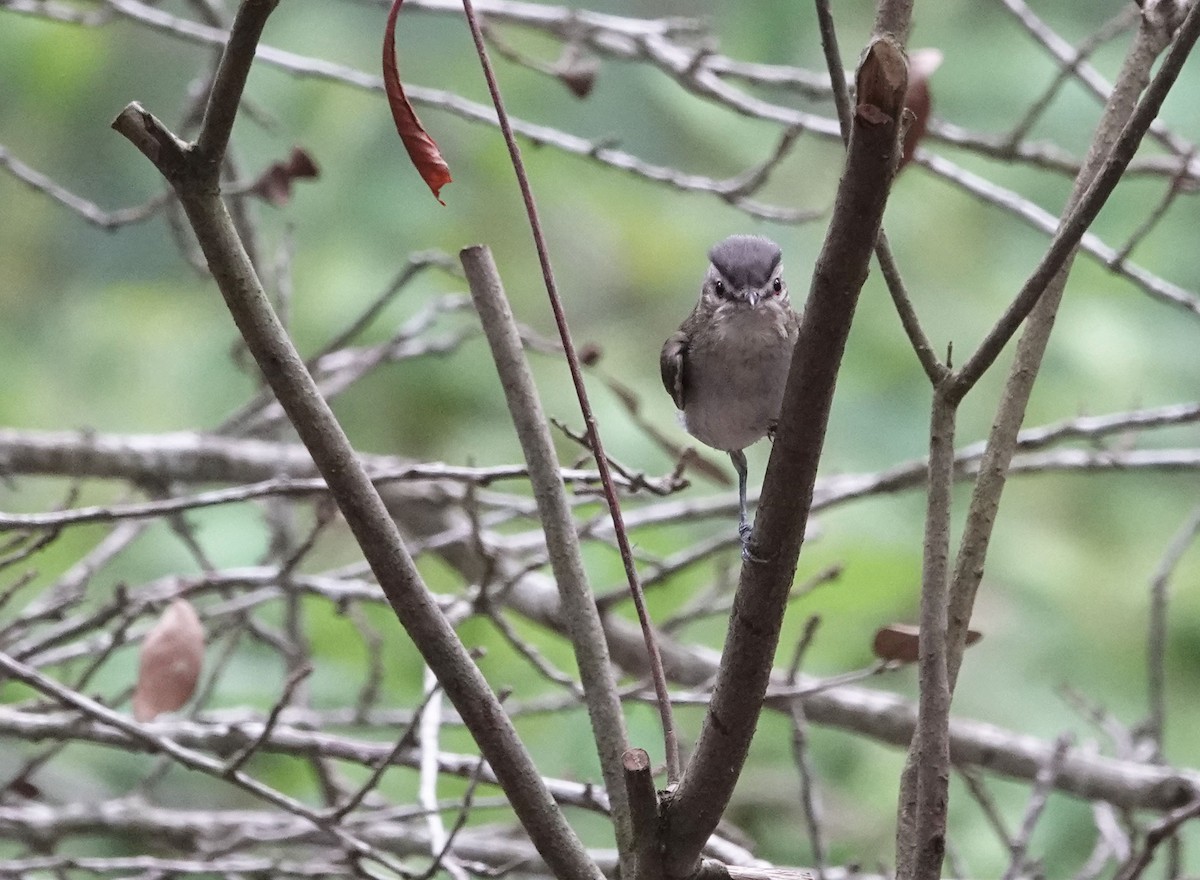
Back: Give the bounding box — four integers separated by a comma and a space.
248, 147, 321, 206
383, 0, 452, 204
872, 621, 981, 664
132, 598, 205, 722
899, 48, 943, 172
873, 623, 921, 664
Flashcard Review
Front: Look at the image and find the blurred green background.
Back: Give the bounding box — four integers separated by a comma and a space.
2, 0, 1200, 874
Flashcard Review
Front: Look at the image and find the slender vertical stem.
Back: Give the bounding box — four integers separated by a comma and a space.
660, 34, 909, 879
945, 0, 1199, 696
461, 244, 634, 874
815, 0, 946, 384
112, 2, 604, 869
459, 0, 681, 786
908, 386, 956, 880
1145, 507, 1200, 750
194, 0, 280, 165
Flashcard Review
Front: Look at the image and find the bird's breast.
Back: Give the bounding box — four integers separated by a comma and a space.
682, 306, 796, 452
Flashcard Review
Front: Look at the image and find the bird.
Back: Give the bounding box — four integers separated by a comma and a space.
660, 235, 799, 556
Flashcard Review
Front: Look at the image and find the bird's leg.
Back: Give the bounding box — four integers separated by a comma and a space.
729, 449, 753, 555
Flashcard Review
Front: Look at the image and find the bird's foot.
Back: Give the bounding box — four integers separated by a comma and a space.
738, 520, 764, 563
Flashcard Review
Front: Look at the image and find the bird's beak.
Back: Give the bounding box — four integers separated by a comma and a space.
744, 290, 761, 307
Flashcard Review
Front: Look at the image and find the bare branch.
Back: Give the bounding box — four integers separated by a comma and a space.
0, 144, 171, 228
950, 0, 1200, 399
0, 649, 408, 873
109, 6, 602, 876
461, 244, 636, 871
946, 0, 1199, 706
661, 28, 910, 878
623, 748, 663, 880
1113, 796, 1200, 880
1145, 507, 1200, 750
461, 0, 676, 820
1000, 733, 1073, 880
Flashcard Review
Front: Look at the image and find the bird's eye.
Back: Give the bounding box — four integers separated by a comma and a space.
772, 278, 783, 294
713, 279, 727, 298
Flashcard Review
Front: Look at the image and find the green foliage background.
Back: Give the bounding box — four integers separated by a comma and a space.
2, 0, 1200, 874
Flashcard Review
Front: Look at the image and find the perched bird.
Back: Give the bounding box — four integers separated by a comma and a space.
660, 235, 799, 555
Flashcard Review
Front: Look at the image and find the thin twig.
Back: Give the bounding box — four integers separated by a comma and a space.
418, 755, 489, 880
999, 733, 1073, 880
956, 768, 1014, 849
0, 649, 409, 873
1112, 147, 1197, 266
661, 28, 911, 878
786, 613, 828, 880
1002, 5, 1139, 148
0, 143, 172, 228
1113, 796, 1200, 880
813, 0, 944, 383
111, 5, 602, 873
223, 663, 312, 774
1145, 506, 1200, 750
328, 682, 445, 821
459, 245, 634, 871
949, 1, 1200, 400
459, 0, 679, 796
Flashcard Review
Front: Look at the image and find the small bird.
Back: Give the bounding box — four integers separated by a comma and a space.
660, 235, 799, 555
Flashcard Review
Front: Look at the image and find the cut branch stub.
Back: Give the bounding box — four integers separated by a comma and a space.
382, 0, 453, 203
110, 102, 189, 182
856, 36, 909, 123
623, 748, 664, 880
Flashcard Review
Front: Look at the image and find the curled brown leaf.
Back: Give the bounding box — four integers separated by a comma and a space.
132, 598, 205, 722
872, 621, 980, 665
554, 44, 599, 99
248, 146, 320, 206
383, 0, 452, 204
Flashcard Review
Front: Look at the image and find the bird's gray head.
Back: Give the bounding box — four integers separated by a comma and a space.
702, 235, 787, 309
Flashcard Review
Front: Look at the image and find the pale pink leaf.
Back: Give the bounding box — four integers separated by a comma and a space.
132, 598, 205, 722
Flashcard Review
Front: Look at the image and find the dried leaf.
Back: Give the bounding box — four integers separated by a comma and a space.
578, 342, 603, 366
5, 777, 40, 800
383, 0, 452, 204
899, 48, 943, 171
872, 621, 981, 664
132, 598, 205, 722
558, 64, 598, 99
554, 44, 599, 99
248, 147, 321, 206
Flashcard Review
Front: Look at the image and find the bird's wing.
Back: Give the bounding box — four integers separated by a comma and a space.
660, 331, 688, 410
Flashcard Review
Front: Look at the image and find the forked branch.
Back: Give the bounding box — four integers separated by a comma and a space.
111, 3, 601, 878
659, 27, 910, 880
